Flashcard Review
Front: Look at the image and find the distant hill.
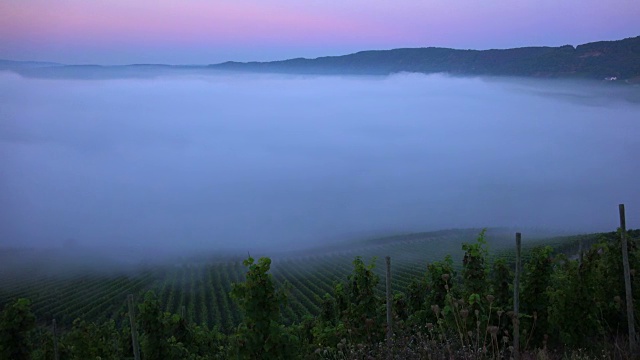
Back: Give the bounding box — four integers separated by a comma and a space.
0, 62, 203, 80
0, 59, 61, 69
2, 36, 639, 82
210, 36, 640, 82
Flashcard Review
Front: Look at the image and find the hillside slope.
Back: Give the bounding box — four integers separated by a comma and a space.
211, 36, 640, 81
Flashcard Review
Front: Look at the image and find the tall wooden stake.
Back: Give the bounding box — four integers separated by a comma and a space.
514, 233, 521, 360
128, 294, 141, 360
385, 256, 392, 347
619, 204, 636, 353
52, 319, 59, 360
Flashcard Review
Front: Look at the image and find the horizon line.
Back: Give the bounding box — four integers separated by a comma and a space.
2, 34, 637, 68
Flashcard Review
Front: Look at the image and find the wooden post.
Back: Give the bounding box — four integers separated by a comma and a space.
385, 256, 392, 346
513, 233, 521, 360
128, 294, 141, 360
619, 204, 636, 353
52, 319, 59, 360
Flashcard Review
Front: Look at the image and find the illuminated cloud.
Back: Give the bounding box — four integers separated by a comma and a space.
0, 0, 638, 63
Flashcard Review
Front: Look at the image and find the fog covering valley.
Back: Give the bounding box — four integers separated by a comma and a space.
1, 69, 639, 266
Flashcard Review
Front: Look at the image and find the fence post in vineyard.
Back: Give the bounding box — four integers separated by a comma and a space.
52, 319, 59, 360
619, 204, 637, 353
513, 232, 521, 360
385, 256, 392, 348
127, 294, 141, 360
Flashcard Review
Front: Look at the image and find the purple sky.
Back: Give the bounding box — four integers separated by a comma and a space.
1, 0, 639, 64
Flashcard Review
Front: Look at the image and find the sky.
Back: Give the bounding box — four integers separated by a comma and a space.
1, 0, 639, 65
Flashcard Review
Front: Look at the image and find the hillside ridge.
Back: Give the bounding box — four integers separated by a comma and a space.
210, 36, 640, 81
2, 36, 639, 81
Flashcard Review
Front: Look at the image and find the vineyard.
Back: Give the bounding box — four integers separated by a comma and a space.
0, 228, 596, 332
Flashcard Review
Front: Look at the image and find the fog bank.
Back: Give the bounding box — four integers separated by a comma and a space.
1, 72, 639, 253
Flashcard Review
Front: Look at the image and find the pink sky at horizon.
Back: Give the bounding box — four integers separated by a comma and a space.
1, 0, 638, 65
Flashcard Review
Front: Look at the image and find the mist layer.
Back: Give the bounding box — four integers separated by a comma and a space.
1, 72, 638, 252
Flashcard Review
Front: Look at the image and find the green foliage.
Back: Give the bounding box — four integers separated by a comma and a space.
137, 291, 228, 360
0, 298, 36, 360
231, 257, 298, 359
406, 276, 428, 316
461, 229, 490, 307
544, 231, 640, 347
598, 230, 640, 325
425, 255, 456, 310
392, 291, 408, 322
138, 291, 173, 359
1, 229, 640, 358
489, 258, 513, 310
547, 252, 606, 346
521, 246, 554, 347
29, 326, 61, 360
313, 257, 384, 347
343, 257, 380, 323
62, 319, 123, 359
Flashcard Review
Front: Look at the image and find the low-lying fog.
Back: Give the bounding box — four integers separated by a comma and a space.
1, 71, 639, 255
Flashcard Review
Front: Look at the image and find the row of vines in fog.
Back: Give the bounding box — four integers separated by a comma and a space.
0, 230, 599, 331
2, 228, 638, 359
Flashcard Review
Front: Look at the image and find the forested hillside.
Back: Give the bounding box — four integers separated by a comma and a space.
211, 36, 640, 81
